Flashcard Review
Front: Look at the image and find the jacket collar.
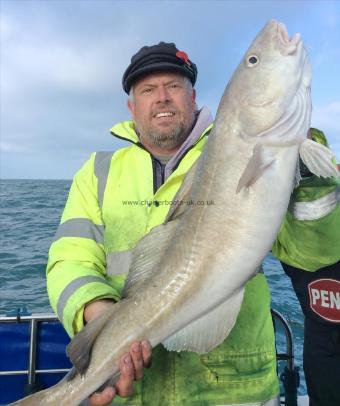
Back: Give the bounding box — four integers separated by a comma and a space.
110, 121, 140, 144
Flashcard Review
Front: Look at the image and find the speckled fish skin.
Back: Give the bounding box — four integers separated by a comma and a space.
11, 20, 312, 405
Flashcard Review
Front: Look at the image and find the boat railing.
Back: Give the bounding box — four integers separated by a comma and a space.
271, 309, 300, 406
0, 310, 299, 402
0, 312, 70, 395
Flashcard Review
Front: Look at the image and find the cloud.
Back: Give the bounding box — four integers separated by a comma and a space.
1, 0, 340, 178
1, 21, 133, 97
312, 101, 340, 131
312, 102, 340, 158
0, 141, 34, 153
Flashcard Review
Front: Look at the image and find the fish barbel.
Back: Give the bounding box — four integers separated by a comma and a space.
11, 19, 338, 405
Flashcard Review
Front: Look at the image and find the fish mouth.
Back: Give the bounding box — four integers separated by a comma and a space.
277, 21, 301, 56
276, 21, 311, 88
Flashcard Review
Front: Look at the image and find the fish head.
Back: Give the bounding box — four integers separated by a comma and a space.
221, 19, 312, 146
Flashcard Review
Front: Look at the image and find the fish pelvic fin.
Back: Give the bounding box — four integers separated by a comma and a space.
122, 219, 180, 298
162, 288, 244, 353
299, 139, 339, 178
66, 306, 115, 376
236, 145, 276, 193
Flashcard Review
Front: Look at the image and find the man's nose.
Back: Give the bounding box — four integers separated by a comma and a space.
156, 86, 171, 103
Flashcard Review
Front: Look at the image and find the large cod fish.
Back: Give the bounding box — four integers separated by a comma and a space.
11, 20, 338, 405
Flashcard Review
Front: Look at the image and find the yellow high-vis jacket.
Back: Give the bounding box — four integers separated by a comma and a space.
47, 118, 339, 405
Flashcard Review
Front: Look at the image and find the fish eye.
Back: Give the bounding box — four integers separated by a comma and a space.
247, 55, 259, 67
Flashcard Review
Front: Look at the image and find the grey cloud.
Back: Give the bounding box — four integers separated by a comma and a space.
1, 0, 339, 178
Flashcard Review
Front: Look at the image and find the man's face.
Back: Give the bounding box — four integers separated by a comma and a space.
128, 71, 197, 153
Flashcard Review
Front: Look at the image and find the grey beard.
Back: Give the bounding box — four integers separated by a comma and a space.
147, 124, 189, 149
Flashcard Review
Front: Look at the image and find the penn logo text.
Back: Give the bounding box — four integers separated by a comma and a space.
308, 279, 340, 323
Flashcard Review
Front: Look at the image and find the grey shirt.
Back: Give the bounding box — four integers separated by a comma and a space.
151, 106, 214, 192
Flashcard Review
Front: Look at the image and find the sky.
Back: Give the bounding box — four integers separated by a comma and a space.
1, 0, 340, 179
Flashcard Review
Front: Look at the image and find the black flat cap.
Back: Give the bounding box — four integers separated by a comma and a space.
122, 42, 197, 94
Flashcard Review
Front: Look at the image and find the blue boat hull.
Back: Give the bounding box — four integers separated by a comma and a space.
0, 314, 71, 405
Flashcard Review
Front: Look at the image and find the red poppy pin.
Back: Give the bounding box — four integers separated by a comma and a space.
176, 51, 191, 67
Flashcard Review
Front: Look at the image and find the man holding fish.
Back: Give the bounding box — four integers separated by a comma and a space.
43, 21, 339, 406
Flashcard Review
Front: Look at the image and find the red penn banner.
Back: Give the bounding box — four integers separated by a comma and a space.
308, 279, 340, 323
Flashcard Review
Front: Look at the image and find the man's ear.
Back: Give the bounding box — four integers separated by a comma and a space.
192, 88, 196, 101
127, 99, 135, 118
192, 88, 197, 107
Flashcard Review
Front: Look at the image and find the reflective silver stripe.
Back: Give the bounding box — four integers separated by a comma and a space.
53, 218, 104, 244
57, 276, 112, 322
106, 250, 133, 276
291, 189, 338, 221
94, 152, 114, 208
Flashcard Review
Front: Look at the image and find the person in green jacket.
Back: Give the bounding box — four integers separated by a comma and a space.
46, 42, 339, 406
272, 129, 340, 406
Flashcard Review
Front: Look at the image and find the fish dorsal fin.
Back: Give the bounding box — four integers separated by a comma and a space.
299, 139, 339, 178
121, 219, 180, 298
66, 305, 116, 376
164, 159, 199, 222
237, 144, 276, 193
162, 288, 244, 353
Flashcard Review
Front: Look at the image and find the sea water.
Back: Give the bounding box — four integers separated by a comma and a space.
0, 179, 306, 395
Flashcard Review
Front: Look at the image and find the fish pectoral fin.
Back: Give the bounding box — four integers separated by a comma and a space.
162, 288, 244, 354
299, 139, 339, 178
236, 145, 276, 193
164, 159, 199, 222
66, 306, 115, 376
122, 219, 180, 298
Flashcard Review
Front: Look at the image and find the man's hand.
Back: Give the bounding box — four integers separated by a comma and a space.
89, 340, 152, 406
83, 300, 152, 406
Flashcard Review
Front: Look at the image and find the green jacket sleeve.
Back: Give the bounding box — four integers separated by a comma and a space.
46, 153, 120, 337
272, 129, 340, 271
